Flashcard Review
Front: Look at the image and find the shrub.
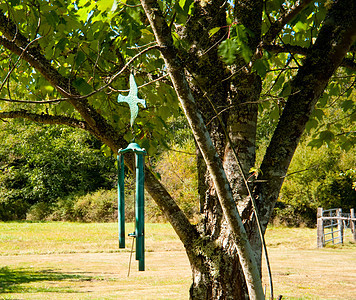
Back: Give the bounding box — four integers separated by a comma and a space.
26, 202, 52, 221
275, 141, 356, 227
0, 121, 117, 220
153, 140, 199, 221
72, 189, 118, 222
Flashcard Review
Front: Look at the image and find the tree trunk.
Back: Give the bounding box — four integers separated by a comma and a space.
187, 233, 249, 300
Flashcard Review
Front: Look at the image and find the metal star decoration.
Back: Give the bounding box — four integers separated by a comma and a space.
117, 73, 146, 127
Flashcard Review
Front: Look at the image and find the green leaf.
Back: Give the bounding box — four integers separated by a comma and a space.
45, 10, 59, 27
307, 139, 323, 148
75, 51, 86, 67
312, 109, 324, 121
318, 93, 329, 107
179, 0, 194, 15
101, 144, 112, 157
55, 38, 69, 52
319, 130, 334, 143
218, 39, 239, 65
209, 27, 221, 37
40, 85, 54, 94
279, 82, 291, 98
270, 106, 280, 121
293, 21, 308, 33
252, 59, 269, 78
341, 100, 354, 112
72, 78, 93, 95
305, 119, 318, 132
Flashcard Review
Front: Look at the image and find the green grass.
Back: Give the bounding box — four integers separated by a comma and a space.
0, 222, 355, 299
0, 222, 190, 300
0, 222, 183, 255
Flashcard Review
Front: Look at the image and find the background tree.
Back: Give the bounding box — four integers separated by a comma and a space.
0, 120, 116, 220
0, 0, 355, 298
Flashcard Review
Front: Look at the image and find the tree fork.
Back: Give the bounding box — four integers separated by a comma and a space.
140, 0, 265, 298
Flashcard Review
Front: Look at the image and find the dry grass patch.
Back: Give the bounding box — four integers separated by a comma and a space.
262, 227, 356, 299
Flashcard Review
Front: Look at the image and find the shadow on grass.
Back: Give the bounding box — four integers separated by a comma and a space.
0, 266, 93, 293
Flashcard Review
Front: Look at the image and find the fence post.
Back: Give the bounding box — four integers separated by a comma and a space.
351, 208, 356, 242
337, 208, 343, 244
317, 207, 324, 248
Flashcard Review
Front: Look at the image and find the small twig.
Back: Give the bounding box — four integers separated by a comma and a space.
201, 31, 228, 57
206, 104, 234, 126
74, 44, 160, 99
127, 41, 157, 49
167, 148, 195, 156
327, 77, 356, 108
282, 166, 319, 178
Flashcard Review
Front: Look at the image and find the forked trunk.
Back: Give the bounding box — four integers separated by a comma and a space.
187, 72, 262, 299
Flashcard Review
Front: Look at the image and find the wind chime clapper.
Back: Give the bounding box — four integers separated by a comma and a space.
117, 73, 147, 271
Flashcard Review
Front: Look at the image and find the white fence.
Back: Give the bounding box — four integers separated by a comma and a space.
317, 208, 356, 248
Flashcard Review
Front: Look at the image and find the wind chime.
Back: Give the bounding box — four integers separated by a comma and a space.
117, 74, 146, 271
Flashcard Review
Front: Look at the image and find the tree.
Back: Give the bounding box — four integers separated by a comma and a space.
0, 120, 116, 220
0, 0, 355, 298
275, 139, 356, 227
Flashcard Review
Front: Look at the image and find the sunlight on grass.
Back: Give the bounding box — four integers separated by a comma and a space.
0, 222, 184, 255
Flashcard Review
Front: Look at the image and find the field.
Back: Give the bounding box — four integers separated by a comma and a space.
0, 222, 355, 300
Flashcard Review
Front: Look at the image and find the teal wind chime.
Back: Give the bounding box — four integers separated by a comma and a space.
117, 74, 146, 271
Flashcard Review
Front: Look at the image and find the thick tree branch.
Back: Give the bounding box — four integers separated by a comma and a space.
140, 0, 264, 298
0, 35, 105, 137
262, 0, 314, 45
257, 0, 356, 226
0, 110, 90, 130
0, 97, 65, 104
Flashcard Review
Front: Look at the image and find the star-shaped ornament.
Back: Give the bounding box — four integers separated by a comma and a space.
117, 74, 146, 127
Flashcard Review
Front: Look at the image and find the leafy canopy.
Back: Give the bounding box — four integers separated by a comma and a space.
0, 0, 354, 155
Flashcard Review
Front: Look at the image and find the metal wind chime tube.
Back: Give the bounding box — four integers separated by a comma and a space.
117, 144, 146, 271
117, 154, 125, 249
135, 151, 145, 271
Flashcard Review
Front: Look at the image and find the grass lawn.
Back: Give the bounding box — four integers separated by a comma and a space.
0, 222, 355, 299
